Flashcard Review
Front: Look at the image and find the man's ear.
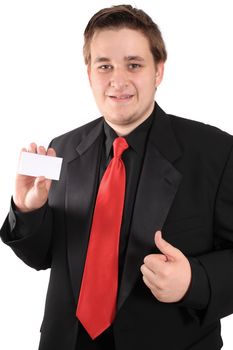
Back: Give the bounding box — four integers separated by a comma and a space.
155, 61, 165, 88
87, 66, 92, 86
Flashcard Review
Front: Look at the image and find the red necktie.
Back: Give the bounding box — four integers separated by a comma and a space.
76, 137, 129, 339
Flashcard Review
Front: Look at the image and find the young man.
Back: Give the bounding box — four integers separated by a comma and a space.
1, 4, 233, 350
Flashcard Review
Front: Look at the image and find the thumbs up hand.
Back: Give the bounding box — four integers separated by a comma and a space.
140, 231, 191, 303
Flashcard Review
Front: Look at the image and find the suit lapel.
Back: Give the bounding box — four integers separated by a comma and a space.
65, 120, 104, 301
117, 104, 183, 311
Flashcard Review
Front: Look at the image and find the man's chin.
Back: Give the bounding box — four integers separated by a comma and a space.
104, 115, 135, 127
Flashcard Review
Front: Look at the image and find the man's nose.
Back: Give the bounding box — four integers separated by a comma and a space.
109, 69, 129, 89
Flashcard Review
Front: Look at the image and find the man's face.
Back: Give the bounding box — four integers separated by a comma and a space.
88, 28, 164, 134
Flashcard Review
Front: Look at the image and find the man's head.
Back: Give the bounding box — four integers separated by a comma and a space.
84, 5, 167, 135
83, 4, 167, 67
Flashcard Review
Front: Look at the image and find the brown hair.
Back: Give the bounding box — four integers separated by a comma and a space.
83, 4, 167, 66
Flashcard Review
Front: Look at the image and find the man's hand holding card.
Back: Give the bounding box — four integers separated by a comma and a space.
13, 143, 62, 212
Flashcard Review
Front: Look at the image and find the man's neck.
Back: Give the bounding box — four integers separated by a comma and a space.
105, 115, 152, 137
104, 102, 155, 136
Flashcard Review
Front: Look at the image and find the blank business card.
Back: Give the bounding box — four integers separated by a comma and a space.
18, 152, 63, 180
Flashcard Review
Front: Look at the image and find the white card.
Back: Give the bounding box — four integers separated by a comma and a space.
18, 152, 63, 180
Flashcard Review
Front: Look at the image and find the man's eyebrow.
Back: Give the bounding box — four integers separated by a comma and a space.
125, 56, 145, 61
93, 57, 111, 64
93, 56, 145, 64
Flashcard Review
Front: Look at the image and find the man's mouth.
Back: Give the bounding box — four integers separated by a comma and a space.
108, 94, 134, 101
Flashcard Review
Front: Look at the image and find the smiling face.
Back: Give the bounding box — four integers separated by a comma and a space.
88, 28, 164, 135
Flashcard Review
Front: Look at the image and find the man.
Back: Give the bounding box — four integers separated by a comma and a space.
1, 4, 233, 350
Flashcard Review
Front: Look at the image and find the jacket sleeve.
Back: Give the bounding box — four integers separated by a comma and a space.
180, 145, 233, 325
0, 199, 53, 270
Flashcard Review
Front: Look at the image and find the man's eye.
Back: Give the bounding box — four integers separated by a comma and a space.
98, 65, 112, 71
128, 63, 141, 69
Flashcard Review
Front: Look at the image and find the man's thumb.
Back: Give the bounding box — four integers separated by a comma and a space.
154, 231, 181, 262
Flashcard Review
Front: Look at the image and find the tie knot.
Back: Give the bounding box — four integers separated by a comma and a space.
113, 137, 128, 158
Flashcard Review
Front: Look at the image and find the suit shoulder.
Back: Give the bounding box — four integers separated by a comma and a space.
168, 114, 233, 151
50, 117, 102, 151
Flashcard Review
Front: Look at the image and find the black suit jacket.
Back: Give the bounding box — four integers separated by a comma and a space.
1, 104, 233, 350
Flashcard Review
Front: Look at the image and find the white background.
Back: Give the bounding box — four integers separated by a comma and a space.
0, 0, 233, 349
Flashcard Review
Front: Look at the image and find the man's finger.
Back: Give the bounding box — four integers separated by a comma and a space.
28, 143, 37, 153
142, 275, 154, 291
37, 146, 46, 155
141, 263, 157, 284
144, 253, 166, 272
47, 147, 56, 157
154, 231, 182, 262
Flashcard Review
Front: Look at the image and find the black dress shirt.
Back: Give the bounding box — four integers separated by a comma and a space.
101, 114, 154, 285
